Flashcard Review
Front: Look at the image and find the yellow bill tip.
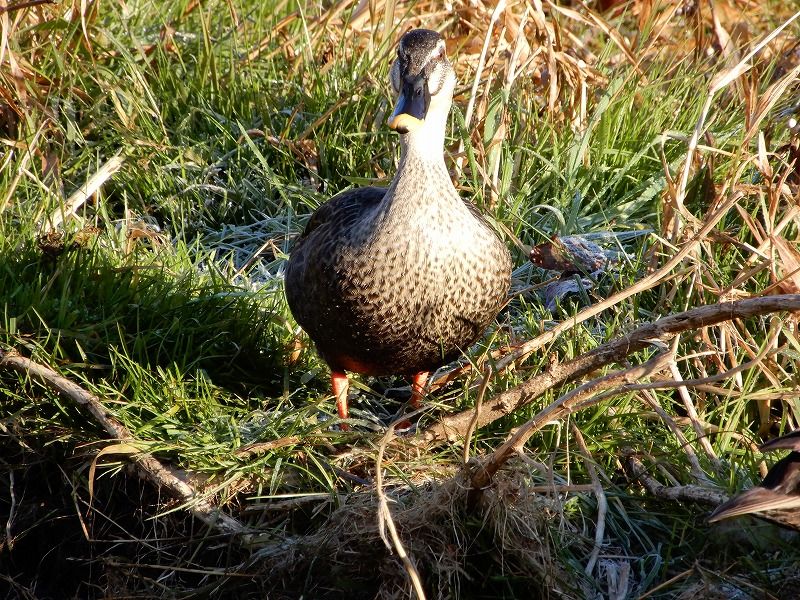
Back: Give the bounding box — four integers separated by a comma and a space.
388, 113, 424, 132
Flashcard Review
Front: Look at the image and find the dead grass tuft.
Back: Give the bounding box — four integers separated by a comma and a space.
255, 463, 585, 599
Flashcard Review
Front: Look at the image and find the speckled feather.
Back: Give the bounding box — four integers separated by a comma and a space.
285, 159, 510, 376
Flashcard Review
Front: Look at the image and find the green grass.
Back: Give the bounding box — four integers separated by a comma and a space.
2, 0, 800, 597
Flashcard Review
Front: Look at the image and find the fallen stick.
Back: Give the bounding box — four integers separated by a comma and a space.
421, 294, 800, 448
622, 450, 728, 506
0, 348, 252, 541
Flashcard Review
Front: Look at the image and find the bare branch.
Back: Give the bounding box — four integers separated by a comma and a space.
622, 450, 728, 506
0, 349, 252, 541
468, 352, 673, 491
485, 191, 743, 378
420, 294, 800, 448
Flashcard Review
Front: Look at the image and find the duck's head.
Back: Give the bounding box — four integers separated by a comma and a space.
388, 29, 456, 138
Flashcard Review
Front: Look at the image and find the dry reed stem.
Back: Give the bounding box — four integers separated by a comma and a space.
462, 363, 492, 465
45, 153, 125, 231
0, 0, 54, 14
0, 121, 48, 214
375, 420, 426, 599
570, 423, 606, 577
0, 348, 252, 541
630, 331, 782, 479
672, 9, 800, 238
425, 294, 800, 489
454, 0, 505, 178
667, 407, 770, 477
549, 1, 645, 80
637, 568, 695, 600
533, 0, 559, 113
638, 389, 705, 481
668, 344, 721, 472
630, 347, 782, 393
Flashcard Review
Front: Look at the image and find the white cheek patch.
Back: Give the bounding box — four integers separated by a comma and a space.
427, 64, 445, 96
423, 41, 448, 95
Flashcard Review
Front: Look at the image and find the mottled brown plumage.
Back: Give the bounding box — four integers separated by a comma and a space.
284, 29, 512, 423
709, 430, 800, 530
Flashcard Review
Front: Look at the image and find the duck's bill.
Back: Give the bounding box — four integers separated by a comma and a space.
388, 112, 424, 132
388, 80, 429, 133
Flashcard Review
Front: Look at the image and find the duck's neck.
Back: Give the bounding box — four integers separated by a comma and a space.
398, 123, 447, 165
390, 119, 459, 203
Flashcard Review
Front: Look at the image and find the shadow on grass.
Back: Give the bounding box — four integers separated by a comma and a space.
1, 229, 288, 397
0, 438, 263, 599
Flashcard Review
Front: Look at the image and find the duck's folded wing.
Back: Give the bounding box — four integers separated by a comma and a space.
760, 429, 800, 452
297, 186, 387, 241
709, 452, 800, 527
709, 486, 800, 521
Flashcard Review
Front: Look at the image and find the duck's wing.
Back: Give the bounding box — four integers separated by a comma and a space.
761, 429, 800, 453
286, 186, 387, 320
297, 186, 387, 242
709, 451, 800, 529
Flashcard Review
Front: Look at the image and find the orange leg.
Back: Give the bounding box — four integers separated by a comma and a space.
392, 371, 429, 431
410, 371, 429, 409
331, 371, 350, 428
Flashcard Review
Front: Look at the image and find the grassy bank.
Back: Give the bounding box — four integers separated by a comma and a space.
2, 0, 800, 597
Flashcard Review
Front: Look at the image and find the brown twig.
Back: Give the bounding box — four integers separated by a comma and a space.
462, 364, 492, 465
622, 450, 728, 506
0, 348, 252, 541
376, 418, 427, 599
421, 295, 800, 449
424, 295, 800, 493
468, 352, 674, 492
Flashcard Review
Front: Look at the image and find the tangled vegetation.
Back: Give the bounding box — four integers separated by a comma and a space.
2, 0, 800, 597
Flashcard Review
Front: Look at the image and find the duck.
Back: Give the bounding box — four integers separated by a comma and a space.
708, 429, 800, 530
285, 28, 512, 426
